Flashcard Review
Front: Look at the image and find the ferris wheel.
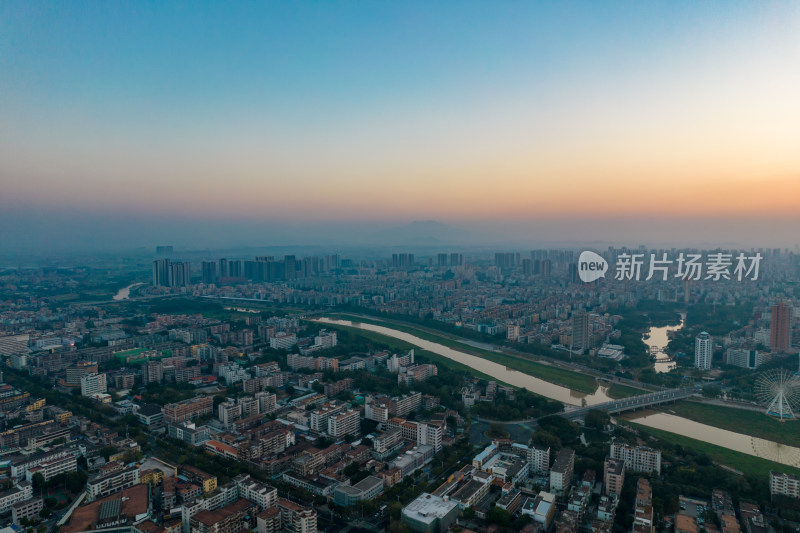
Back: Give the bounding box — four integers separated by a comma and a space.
755, 369, 800, 421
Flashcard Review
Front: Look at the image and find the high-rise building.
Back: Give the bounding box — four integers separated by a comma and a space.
695, 332, 712, 370
770, 301, 793, 352
171, 261, 191, 287
153, 259, 171, 287
540, 259, 552, 277
522, 259, 533, 276
152, 259, 191, 287
568, 263, 578, 283
571, 312, 590, 354
201, 261, 217, 285
449, 253, 463, 267
494, 252, 519, 269
218, 258, 229, 278
284, 255, 297, 280
228, 260, 242, 278
391, 253, 415, 268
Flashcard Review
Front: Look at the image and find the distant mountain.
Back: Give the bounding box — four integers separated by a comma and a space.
369, 220, 470, 246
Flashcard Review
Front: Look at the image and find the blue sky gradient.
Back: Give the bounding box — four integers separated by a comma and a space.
2, 1, 799, 250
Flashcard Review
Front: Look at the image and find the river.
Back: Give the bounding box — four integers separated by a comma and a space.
316, 318, 614, 406
113, 283, 144, 301
625, 411, 800, 468
643, 314, 685, 373
315, 317, 800, 468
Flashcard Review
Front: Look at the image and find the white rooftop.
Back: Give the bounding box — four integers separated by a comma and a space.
402, 493, 458, 524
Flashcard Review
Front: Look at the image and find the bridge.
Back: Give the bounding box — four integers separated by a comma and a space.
563, 386, 699, 421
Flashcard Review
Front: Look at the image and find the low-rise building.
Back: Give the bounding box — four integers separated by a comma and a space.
136, 404, 164, 426
26, 453, 78, 482
12, 497, 43, 525
168, 422, 210, 446
401, 493, 459, 533
332, 476, 383, 506
0, 482, 33, 514
521, 492, 556, 528
190, 498, 254, 533
86, 466, 140, 502
10, 447, 76, 480
179, 465, 218, 493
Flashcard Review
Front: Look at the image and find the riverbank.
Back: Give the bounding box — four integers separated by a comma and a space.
659, 400, 800, 448
324, 313, 598, 393
314, 321, 514, 387
605, 383, 646, 399
322, 317, 800, 470
619, 419, 800, 478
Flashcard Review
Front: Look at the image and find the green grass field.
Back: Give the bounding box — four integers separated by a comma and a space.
605, 383, 645, 399
662, 400, 800, 448
620, 419, 800, 478
323, 313, 598, 393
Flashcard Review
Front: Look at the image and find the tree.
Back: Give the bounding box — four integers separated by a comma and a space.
31, 472, 45, 492
488, 422, 507, 438
531, 429, 561, 451
99, 445, 118, 461
388, 501, 403, 521
65, 471, 87, 493
213, 395, 228, 410
486, 506, 511, 527
584, 409, 610, 430
537, 415, 580, 444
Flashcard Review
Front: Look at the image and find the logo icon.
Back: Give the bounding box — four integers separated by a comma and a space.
578, 251, 608, 282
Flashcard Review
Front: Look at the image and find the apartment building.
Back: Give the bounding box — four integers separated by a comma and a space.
528, 444, 550, 476
164, 396, 214, 424
26, 454, 78, 482
603, 457, 625, 497
309, 403, 346, 433
609, 443, 661, 474
549, 449, 575, 496
0, 481, 33, 513
86, 466, 140, 501
770, 471, 800, 499
327, 410, 360, 439
277, 498, 317, 533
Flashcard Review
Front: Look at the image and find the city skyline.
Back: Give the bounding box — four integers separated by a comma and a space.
2, 2, 800, 252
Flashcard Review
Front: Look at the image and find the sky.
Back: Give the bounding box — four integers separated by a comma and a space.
2, 1, 800, 252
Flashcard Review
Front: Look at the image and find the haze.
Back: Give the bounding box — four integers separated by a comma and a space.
2, 1, 799, 253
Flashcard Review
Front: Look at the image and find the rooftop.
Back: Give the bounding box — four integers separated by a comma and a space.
402, 493, 458, 524
62, 483, 149, 533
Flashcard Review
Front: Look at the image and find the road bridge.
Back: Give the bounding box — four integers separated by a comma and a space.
563, 386, 699, 421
